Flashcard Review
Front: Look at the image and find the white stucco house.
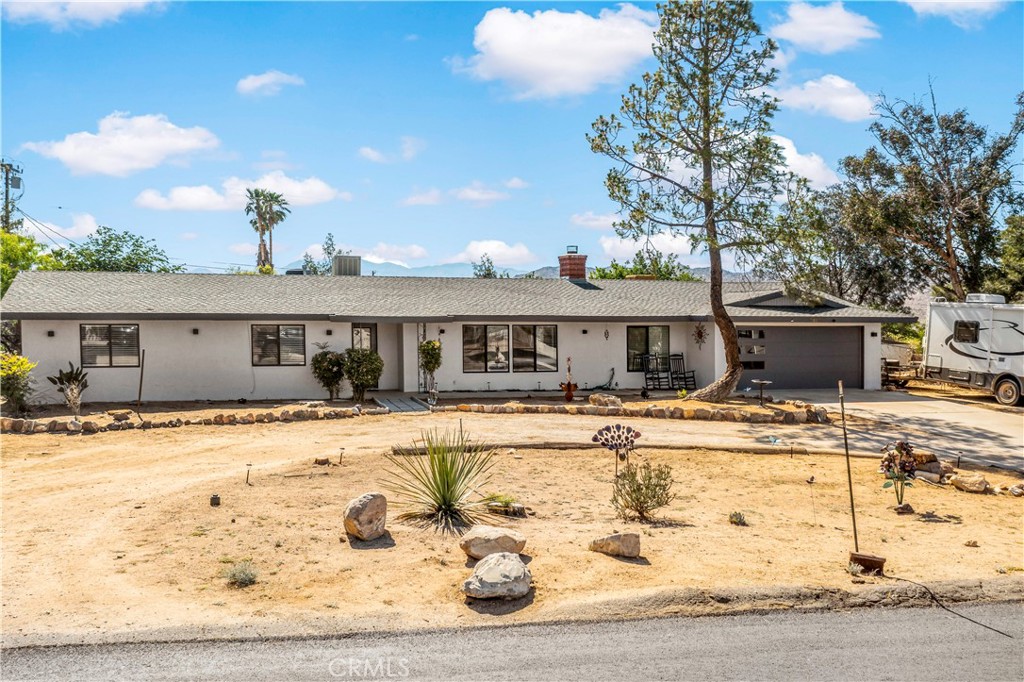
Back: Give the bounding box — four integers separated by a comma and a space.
2, 253, 914, 403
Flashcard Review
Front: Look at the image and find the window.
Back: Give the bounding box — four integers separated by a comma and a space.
953, 320, 979, 344
627, 326, 669, 371
352, 323, 377, 351
512, 325, 558, 372
738, 329, 765, 339
742, 361, 766, 370
251, 325, 306, 366
463, 325, 509, 373
80, 324, 140, 367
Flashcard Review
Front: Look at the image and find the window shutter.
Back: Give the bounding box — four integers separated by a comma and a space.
278, 326, 306, 365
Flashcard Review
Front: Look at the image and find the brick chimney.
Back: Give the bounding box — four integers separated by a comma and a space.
558, 245, 587, 279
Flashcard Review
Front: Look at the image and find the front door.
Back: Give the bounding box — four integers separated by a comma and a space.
352, 323, 378, 388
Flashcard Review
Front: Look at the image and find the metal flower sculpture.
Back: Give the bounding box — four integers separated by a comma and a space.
560, 356, 579, 402
592, 423, 641, 477
880, 440, 917, 512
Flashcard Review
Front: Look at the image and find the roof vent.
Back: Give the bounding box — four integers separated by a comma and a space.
285, 268, 307, 275
965, 293, 1006, 304
332, 255, 362, 276
558, 247, 587, 280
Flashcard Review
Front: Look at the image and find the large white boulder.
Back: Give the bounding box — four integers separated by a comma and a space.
459, 525, 527, 559
343, 492, 387, 541
462, 552, 532, 600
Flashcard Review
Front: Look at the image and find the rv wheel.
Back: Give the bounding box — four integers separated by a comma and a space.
994, 378, 1022, 406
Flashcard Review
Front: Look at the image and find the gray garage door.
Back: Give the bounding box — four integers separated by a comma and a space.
737, 326, 863, 389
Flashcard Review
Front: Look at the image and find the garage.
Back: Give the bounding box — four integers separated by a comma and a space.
736, 325, 863, 389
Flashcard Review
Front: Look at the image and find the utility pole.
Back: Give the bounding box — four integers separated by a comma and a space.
1, 159, 24, 233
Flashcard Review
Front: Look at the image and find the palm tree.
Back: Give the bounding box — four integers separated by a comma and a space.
244, 188, 291, 271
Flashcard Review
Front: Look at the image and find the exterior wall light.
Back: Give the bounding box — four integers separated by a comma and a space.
47, 330, 55, 337
192, 328, 200, 335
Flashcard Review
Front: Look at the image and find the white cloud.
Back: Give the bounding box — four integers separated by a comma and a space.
135, 170, 350, 211
771, 136, 840, 190
451, 5, 658, 99
365, 242, 428, 264
252, 150, 297, 172
2, 1, 164, 30
401, 188, 443, 206
179, 232, 198, 241
900, 1, 1007, 28
400, 136, 426, 161
769, 2, 880, 54
359, 137, 426, 163
228, 242, 258, 256
23, 112, 219, 177
448, 240, 537, 266
570, 211, 618, 230
777, 74, 874, 122
358, 146, 388, 163
236, 70, 305, 97
598, 232, 737, 269
23, 212, 99, 243
503, 177, 529, 190
452, 181, 510, 206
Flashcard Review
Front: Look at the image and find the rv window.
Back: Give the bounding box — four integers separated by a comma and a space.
953, 320, 979, 344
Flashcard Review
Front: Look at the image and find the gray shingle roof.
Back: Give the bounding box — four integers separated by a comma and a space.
1, 271, 915, 322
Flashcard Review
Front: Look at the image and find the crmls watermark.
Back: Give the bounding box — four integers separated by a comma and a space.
328, 657, 411, 678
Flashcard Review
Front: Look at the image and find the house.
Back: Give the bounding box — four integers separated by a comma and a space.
1, 252, 915, 403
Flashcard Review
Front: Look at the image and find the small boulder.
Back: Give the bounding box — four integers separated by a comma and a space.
81, 421, 98, 433
66, 420, 82, 433
915, 471, 942, 484
588, 393, 623, 408
110, 411, 131, 422
588, 532, 641, 558
950, 473, 989, 494
462, 552, 532, 600
343, 492, 387, 541
459, 525, 527, 559
914, 450, 939, 465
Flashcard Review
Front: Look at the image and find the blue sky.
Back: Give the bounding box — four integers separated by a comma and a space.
2, 1, 1022, 273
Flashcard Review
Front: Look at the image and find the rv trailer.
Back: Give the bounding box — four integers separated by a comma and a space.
923, 294, 1024, 406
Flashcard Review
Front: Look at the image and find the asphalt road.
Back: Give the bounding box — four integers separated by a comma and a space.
3, 604, 1022, 681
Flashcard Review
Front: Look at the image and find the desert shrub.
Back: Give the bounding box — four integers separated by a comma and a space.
847, 562, 865, 576
383, 428, 496, 534
0, 352, 36, 415
612, 461, 676, 522
47, 362, 89, 418
487, 492, 518, 507
310, 347, 345, 400
728, 511, 748, 526
676, 389, 688, 399
226, 560, 257, 587
343, 347, 383, 402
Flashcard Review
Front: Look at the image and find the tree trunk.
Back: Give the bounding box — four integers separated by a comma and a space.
269, 229, 274, 271
686, 236, 744, 402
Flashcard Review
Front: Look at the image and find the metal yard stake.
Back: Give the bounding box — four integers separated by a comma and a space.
839, 380, 859, 553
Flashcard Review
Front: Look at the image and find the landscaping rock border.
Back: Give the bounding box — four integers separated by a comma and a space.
430, 401, 830, 425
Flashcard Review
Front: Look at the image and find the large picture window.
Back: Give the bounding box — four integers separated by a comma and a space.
627, 325, 669, 371
80, 324, 140, 367
463, 325, 509, 373
251, 325, 306, 366
512, 325, 558, 372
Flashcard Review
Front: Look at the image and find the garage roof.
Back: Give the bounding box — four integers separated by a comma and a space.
2, 271, 916, 323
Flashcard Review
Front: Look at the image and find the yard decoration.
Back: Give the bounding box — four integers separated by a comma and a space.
559, 356, 578, 402
880, 440, 917, 514
592, 423, 641, 478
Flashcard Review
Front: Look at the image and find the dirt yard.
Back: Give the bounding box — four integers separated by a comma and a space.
2, 412, 1021, 645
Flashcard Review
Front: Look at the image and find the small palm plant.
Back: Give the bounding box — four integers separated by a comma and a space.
47, 362, 89, 419
880, 440, 916, 512
383, 428, 496, 534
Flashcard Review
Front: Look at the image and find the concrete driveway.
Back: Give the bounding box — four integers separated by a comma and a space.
774, 389, 1024, 472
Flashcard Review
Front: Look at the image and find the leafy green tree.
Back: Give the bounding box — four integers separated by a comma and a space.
840, 88, 1024, 301
984, 215, 1024, 302
472, 253, 509, 279
310, 346, 345, 400
244, 188, 290, 271
1, 231, 47, 295
41, 226, 183, 273
589, 0, 785, 402
0, 352, 36, 415
302, 233, 351, 275
343, 347, 384, 403
757, 183, 918, 311
591, 248, 701, 281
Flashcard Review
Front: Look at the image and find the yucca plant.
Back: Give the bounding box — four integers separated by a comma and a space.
383, 428, 496, 534
47, 362, 89, 419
